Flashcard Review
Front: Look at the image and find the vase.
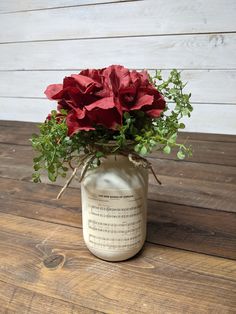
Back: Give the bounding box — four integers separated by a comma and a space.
81, 154, 149, 261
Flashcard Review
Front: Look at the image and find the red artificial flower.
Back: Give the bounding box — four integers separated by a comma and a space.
44, 65, 166, 136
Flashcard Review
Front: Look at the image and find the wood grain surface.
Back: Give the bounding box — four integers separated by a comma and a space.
1, 0, 236, 310
1, 120, 236, 142
0, 176, 235, 260
1, 121, 236, 164
1, 141, 236, 181
0, 212, 236, 314
1, 145, 236, 213
1, 0, 236, 42
0, 34, 235, 71
1, 136, 236, 212
0, 0, 236, 134
0, 121, 236, 260
0, 280, 100, 314
0, 120, 236, 312
0, 0, 235, 134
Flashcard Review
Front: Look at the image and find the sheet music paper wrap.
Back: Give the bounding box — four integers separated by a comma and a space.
81, 155, 148, 261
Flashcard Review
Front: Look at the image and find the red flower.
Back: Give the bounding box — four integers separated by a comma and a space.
103, 66, 166, 117
44, 65, 166, 136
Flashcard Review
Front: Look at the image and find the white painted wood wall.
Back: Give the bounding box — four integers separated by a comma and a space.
0, 0, 235, 134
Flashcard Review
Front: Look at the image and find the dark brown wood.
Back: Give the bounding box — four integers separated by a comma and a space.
179, 131, 236, 143
1, 119, 236, 312
1, 121, 236, 166
0, 122, 39, 145
150, 139, 236, 166
0, 280, 100, 314
0, 120, 38, 128
0, 212, 236, 314
147, 201, 236, 259
1, 143, 236, 212
1, 143, 236, 184
1, 177, 236, 259
1, 120, 236, 142
148, 176, 236, 212
43, 254, 65, 269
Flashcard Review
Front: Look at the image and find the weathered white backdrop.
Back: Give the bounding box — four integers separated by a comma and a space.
0, 0, 235, 134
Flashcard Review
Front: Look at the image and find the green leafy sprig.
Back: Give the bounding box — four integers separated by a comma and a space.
31, 69, 193, 184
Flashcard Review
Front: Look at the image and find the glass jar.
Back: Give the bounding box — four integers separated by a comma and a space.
81, 154, 148, 261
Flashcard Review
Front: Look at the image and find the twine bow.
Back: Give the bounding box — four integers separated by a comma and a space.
56, 152, 161, 200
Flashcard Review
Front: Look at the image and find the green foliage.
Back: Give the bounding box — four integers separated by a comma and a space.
31, 111, 73, 182
31, 70, 193, 183
133, 69, 193, 158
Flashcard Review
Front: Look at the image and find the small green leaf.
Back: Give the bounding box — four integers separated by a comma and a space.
168, 133, 177, 144
60, 109, 67, 115
33, 163, 40, 171
140, 146, 147, 156
163, 145, 171, 154
48, 164, 55, 173
135, 136, 142, 141
182, 108, 189, 116
149, 139, 156, 146
177, 150, 185, 160
32, 173, 41, 183
33, 156, 42, 163
123, 112, 130, 120
48, 172, 56, 182
134, 144, 141, 153
96, 151, 104, 158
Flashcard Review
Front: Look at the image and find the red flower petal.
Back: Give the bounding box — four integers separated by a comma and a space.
44, 84, 63, 100
85, 97, 118, 111
74, 107, 86, 119
66, 112, 95, 136
88, 107, 122, 130
139, 70, 150, 85
102, 65, 130, 94
79, 69, 104, 84
71, 74, 101, 92
131, 94, 154, 111
145, 108, 164, 118
45, 65, 166, 136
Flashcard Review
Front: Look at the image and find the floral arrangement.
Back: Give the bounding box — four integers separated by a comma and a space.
31, 65, 192, 196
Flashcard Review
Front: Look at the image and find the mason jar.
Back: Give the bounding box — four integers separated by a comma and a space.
81, 154, 148, 261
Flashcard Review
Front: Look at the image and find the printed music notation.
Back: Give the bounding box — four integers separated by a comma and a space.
86, 189, 145, 251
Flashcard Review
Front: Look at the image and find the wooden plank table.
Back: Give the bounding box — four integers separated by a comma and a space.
0, 120, 236, 313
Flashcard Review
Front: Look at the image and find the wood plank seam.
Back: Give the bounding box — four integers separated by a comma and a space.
1, 121, 236, 143
2, 209, 235, 261
0, 0, 140, 15
1, 31, 236, 45
1, 0, 236, 44
1, 167, 236, 210
1, 96, 235, 107
3, 194, 235, 229
1, 68, 236, 71
145, 240, 236, 263
0, 140, 235, 167
0, 34, 235, 71
0, 69, 236, 105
